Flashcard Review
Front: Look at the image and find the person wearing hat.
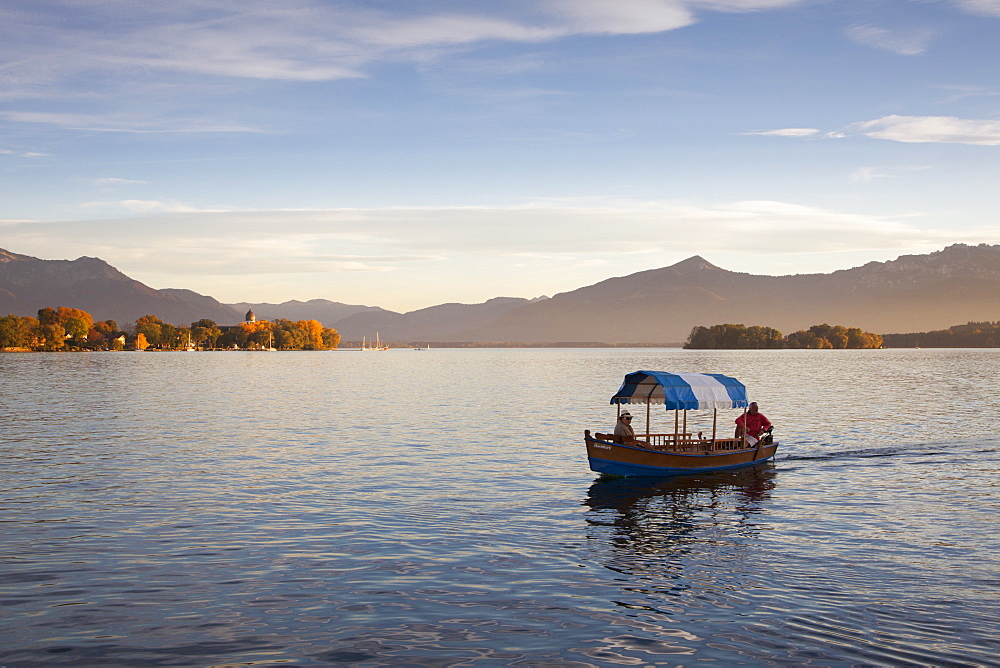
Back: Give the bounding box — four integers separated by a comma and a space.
614, 410, 649, 447
735, 402, 772, 441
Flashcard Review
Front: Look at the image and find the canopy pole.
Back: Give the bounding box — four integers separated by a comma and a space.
644, 385, 657, 442
712, 408, 717, 443
683, 410, 687, 441
674, 409, 679, 445
741, 405, 748, 448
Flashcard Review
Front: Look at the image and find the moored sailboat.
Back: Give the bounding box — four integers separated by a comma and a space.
362, 333, 389, 351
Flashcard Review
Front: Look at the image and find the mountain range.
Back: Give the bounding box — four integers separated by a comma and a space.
3, 244, 999, 344
0, 249, 239, 325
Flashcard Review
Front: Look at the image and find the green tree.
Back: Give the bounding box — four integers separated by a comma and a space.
685, 323, 784, 349
159, 322, 178, 349
273, 319, 307, 349
686, 326, 713, 349
134, 314, 165, 347
63, 316, 90, 341
688, 322, 881, 349
321, 326, 342, 350
191, 319, 221, 349
191, 325, 221, 349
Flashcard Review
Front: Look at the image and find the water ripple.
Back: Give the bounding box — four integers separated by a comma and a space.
2, 349, 999, 664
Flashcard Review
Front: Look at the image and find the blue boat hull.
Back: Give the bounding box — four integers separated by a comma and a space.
585, 434, 778, 477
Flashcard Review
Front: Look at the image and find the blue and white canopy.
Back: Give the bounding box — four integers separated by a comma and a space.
611, 371, 748, 411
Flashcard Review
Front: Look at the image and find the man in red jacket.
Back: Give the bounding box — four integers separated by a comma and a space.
735, 402, 772, 439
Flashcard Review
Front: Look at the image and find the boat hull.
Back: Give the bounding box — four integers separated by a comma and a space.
586, 435, 778, 477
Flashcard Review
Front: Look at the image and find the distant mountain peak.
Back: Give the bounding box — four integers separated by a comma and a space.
0, 248, 33, 263
669, 255, 721, 273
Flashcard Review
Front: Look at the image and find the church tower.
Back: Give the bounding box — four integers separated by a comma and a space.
245, 308, 256, 323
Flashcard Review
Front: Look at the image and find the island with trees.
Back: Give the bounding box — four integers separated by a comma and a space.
684, 323, 883, 349
0, 307, 341, 351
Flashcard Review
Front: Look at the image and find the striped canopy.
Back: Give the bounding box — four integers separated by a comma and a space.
611, 371, 748, 411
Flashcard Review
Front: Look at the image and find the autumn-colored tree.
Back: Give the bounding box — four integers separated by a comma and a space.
297, 319, 325, 350
784, 330, 831, 349
87, 320, 122, 349
0, 314, 40, 349
238, 320, 273, 348
846, 327, 883, 349
1, 306, 340, 351
57, 307, 94, 331
36, 308, 66, 350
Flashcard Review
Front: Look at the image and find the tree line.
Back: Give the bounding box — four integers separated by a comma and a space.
0, 307, 341, 351
881, 321, 1000, 348
685, 323, 883, 349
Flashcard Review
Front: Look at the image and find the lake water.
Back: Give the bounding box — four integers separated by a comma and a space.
2, 348, 998, 666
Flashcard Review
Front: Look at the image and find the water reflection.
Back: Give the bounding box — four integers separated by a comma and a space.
583, 467, 776, 578
585, 466, 775, 517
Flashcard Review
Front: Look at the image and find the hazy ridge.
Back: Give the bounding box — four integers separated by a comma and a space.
2, 244, 999, 343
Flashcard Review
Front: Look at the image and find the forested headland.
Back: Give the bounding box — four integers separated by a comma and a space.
0, 307, 341, 351
881, 321, 1000, 348
684, 323, 883, 349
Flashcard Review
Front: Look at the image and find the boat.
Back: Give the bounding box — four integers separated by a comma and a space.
362, 333, 389, 351
584, 370, 778, 477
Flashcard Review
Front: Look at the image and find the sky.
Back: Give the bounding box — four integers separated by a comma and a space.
2, 0, 999, 313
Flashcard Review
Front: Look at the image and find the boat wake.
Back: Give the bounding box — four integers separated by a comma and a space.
780, 438, 1000, 462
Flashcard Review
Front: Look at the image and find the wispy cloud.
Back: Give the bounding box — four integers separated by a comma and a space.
851, 167, 891, 182
0, 146, 47, 157
747, 115, 1000, 146
0, 111, 265, 134
5, 199, 991, 269
853, 115, 1000, 145
935, 84, 1000, 104
78, 200, 205, 214
847, 24, 935, 55
92, 178, 151, 187
536, 0, 694, 34
850, 165, 930, 182
5, 198, 996, 308
952, 0, 1000, 17
741, 128, 821, 137
0, 0, 804, 92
